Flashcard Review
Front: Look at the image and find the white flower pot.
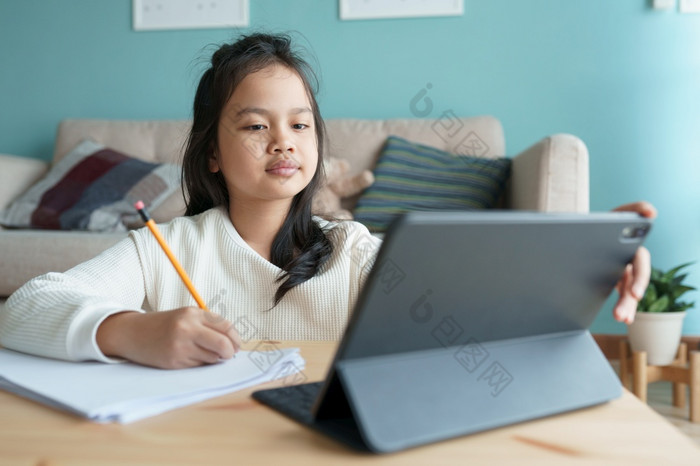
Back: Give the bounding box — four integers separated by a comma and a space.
627, 311, 687, 366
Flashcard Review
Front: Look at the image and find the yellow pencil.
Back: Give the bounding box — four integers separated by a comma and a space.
134, 200, 209, 311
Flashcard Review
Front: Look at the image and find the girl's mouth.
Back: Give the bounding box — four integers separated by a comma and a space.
266, 160, 300, 176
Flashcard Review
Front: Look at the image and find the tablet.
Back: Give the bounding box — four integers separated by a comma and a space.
253, 211, 652, 453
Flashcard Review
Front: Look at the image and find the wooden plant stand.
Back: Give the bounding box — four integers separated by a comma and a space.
619, 340, 700, 423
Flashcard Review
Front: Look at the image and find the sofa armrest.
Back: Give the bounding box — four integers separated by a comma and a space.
0, 154, 49, 211
507, 134, 589, 213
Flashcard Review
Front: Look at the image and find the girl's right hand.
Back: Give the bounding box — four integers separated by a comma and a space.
96, 307, 242, 369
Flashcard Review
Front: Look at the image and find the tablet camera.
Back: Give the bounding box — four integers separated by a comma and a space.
621, 225, 650, 241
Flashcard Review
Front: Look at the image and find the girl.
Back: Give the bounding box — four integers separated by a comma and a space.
0, 33, 381, 369
0, 33, 654, 369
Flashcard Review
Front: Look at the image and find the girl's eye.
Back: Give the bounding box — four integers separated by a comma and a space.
246, 124, 266, 131
293, 124, 309, 130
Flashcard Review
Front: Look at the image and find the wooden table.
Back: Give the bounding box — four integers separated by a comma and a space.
1, 341, 699, 465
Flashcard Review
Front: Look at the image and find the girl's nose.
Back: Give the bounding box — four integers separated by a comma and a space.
268, 128, 295, 155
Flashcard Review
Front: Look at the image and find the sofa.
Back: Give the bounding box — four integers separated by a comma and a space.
0, 116, 589, 298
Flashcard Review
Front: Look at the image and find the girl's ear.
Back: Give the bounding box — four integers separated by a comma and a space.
208, 147, 220, 173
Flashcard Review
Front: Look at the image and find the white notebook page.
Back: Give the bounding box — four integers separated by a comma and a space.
0, 346, 305, 423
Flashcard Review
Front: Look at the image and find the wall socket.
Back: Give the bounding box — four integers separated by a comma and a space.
132, 0, 249, 31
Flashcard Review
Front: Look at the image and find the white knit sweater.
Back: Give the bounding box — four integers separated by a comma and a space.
0, 207, 381, 362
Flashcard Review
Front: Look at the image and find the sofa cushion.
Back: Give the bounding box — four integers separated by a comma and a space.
0, 140, 181, 232
0, 153, 49, 211
54, 119, 191, 165
353, 136, 512, 232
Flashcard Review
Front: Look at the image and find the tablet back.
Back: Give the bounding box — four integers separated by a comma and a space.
256, 211, 652, 453
338, 211, 651, 360
317, 211, 651, 452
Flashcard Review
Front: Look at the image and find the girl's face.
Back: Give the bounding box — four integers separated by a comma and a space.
211, 64, 318, 210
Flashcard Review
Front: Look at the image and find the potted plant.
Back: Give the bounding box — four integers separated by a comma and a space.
628, 262, 696, 366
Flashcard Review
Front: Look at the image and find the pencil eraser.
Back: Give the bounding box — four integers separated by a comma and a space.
134, 200, 145, 210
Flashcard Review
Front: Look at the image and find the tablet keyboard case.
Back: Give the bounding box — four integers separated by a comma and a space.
253, 212, 651, 453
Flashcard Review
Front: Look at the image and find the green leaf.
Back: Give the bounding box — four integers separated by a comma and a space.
672, 285, 697, 300
667, 262, 694, 277
644, 262, 696, 312
674, 302, 695, 312
648, 295, 670, 313
641, 284, 657, 308
663, 263, 692, 284
671, 273, 688, 286
662, 270, 675, 283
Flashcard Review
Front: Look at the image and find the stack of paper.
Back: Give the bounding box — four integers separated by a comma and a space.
0, 346, 304, 423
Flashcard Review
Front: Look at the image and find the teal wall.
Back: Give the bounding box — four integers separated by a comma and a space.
1, 1, 699, 334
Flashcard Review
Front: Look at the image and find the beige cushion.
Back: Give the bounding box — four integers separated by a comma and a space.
54, 120, 191, 165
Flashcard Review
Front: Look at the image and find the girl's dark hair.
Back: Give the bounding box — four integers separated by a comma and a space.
182, 32, 333, 306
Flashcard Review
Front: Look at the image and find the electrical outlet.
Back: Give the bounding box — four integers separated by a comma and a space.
132, 0, 249, 31
680, 0, 700, 12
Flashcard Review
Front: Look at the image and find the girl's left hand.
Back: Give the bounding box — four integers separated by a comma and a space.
611, 201, 657, 324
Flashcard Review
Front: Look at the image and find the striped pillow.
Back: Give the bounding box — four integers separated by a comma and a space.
353, 136, 511, 233
0, 140, 181, 232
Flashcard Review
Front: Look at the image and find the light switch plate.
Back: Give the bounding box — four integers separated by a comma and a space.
133, 0, 249, 31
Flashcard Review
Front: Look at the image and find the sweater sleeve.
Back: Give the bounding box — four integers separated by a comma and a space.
0, 236, 147, 362
343, 222, 382, 291
356, 233, 382, 289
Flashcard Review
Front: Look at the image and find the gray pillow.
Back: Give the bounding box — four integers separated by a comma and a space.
0, 140, 181, 232
353, 136, 511, 233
